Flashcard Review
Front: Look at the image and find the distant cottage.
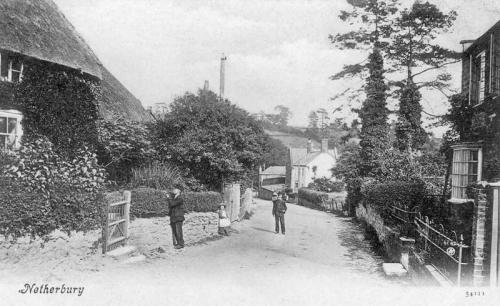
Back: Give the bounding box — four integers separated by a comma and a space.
286, 139, 338, 193
0, 0, 150, 150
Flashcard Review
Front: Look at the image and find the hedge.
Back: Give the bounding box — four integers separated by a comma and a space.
131, 188, 223, 218
0, 178, 105, 240
360, 180, 426, 210
298, 188, 329, 205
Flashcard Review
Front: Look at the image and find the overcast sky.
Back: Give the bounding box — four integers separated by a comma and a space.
53, 0, 500, 133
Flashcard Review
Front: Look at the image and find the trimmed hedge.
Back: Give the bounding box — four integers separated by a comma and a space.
298, 188, 329, 205
131, 188, 223, 218
360, 180, 426, 210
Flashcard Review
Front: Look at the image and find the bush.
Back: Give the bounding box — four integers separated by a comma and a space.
360, 180, 426, 210
308, 177, 345, 192
298, 188, 329, 205
1, 137, 106, 239
97, 117, 156, 183
131, 188, 223, 217
130, 162, 184, 190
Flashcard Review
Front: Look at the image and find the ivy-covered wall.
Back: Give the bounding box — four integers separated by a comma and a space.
13, 61, 101, 156
0, 81, 15, 109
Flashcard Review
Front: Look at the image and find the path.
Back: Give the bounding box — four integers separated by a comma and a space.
2, 199, 470, 306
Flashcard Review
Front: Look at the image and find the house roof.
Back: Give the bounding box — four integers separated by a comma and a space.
464, 20, 500, 55
262, 166, 286, 176
0, 0, 102, 78
290, 148, 337, 166
99, 67, 152, 122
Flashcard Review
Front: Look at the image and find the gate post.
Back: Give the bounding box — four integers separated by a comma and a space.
124, 191, 131, 239
472, 187, 489, 286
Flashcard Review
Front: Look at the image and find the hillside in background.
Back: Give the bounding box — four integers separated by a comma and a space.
265, 129, 319, 149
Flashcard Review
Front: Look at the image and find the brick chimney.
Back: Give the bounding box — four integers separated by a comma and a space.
321, 139, 328, 153
307, 138, 313, 153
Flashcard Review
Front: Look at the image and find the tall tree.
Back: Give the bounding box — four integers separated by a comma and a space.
387, 1, 458, 151
358, 48, 390, 176
317, 108, 330, 136
308, 111, 319, 130
331, 0, 394, 175
274, 105, 292, 127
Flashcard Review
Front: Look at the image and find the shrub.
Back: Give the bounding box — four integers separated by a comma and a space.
131, 188, 223, 217
308, 177, 345, 192
298, 188, 329, 206
97, 117, 156, 183
360, 180, 426, 210
130, 162, 184, 190
1, 137, 106, 239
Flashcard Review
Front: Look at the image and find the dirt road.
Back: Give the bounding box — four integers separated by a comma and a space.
2, 199, 479, 306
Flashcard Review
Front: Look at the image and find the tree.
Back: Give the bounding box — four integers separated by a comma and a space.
316, 108, 330, 136
308, 111, 319, 131
274, 105, 292, 127
262, 137, 288, 167
387, 1, 458, 151
152, 90, 268, 190
358, 48, 390, 176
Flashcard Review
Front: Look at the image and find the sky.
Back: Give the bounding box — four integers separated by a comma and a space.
53, 0, 500, 134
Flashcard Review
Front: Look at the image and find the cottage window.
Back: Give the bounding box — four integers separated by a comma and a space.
0, 110, 23, 151
450, 145, 482, 201
0, 53, 23, 83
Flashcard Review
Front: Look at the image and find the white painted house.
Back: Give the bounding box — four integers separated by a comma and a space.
286, 139, 338, 193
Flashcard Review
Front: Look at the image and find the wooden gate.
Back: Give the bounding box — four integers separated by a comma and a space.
223, 183, 240, 222
102, 190, 131, 254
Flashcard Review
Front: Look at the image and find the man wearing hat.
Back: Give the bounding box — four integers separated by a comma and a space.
272, 191, 287, 234
169, 188, 185, 249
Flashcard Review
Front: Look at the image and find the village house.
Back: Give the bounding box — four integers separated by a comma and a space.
286, 139, 338, 193
0, 0, 150, 150
452, 20, 500, 286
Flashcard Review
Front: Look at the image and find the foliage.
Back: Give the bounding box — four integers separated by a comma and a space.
395, 81, 427, 151
308, 177, 345, 193
1, 137, 106, 239
152, 90, 268, 190
131, 188, 223, 217
386, 1, 459, 80
130, 162, 184, 190
361, 180, 426, 210
359, 48, 390, 176
14, 62, 100, 157
97, 117, 156, 183
261, 137, 288, 167
273, 105, 292, 127
298, 188, 329, 205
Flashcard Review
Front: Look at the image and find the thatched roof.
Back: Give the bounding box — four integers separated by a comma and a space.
0, 0, 102, 78
99, 67, 152, 122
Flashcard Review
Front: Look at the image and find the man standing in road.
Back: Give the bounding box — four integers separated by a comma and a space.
169, 188, 185, 249
272, 192, 287, 235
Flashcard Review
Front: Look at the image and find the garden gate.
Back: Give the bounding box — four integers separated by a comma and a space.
102, 190, 131, 254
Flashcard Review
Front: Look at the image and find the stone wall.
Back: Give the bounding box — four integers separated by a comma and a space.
355, 203, 402, 262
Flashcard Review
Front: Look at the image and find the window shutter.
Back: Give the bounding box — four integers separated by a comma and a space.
494, 32, 500, 96
462, 54, 471, 95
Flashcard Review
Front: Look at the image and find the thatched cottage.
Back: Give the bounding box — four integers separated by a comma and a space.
0, 0, 150, 150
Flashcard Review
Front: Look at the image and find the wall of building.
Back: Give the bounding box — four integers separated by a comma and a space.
305, 153, 336, 186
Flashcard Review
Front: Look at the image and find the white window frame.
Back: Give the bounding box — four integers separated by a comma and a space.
0, 110, 23, 151
0, 53, 24, 83
478, 51, 486, 105
450, 144, 482, 202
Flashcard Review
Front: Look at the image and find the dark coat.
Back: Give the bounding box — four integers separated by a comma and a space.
272, 199, 287, 216
169, 196, 185, 224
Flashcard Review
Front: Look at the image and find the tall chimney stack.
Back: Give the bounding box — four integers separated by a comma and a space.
219, 54, 227, 100
321, 139, 328, 153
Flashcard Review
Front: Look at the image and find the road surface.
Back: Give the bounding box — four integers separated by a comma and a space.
3, 199, 474, 306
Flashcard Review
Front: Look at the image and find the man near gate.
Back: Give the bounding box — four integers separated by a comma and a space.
169, 188, 185, 249
272, 192, 287, 235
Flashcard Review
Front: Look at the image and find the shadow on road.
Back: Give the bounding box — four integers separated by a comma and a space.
251, 226, 276, 234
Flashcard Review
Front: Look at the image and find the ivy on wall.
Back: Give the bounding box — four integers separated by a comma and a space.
13, 62, 101, 157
